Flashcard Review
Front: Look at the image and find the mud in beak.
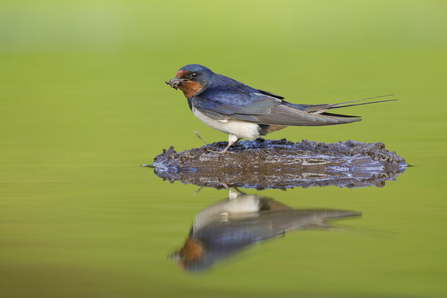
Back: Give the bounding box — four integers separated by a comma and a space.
165, 77, 189, 90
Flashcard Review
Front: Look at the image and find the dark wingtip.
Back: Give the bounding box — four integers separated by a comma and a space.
322, 112, 363, 120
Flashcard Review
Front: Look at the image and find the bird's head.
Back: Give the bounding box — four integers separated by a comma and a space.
170, 237, 213, 271
165, 64, 214, 98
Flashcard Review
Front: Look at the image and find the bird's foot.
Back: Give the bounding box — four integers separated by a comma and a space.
220, 134, 239, 153
220, 144, 231, 153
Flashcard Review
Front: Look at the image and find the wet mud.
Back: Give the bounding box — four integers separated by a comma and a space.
147, 138, 407, 189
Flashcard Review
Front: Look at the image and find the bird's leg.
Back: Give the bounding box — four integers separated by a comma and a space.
194, 131, 208, 145
233, 186, 246, 196
220, 134, 239, 153
228, 189, 239, 200
220, 183, 242, 200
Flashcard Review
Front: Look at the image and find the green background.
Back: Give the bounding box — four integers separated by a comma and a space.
1, 1, 446, 297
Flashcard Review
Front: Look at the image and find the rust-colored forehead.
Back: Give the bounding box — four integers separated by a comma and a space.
175, 70, 188, 78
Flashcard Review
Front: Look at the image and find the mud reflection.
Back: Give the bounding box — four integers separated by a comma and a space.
170, 189, 361, 271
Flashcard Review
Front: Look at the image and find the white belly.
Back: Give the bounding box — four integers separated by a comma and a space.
192, 107, 260, 139
193, 194, 261, 233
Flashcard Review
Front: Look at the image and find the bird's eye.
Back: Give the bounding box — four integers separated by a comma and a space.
191, 72, 198, 78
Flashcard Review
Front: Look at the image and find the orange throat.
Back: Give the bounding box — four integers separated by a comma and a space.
179, 237, 204, 260
179, 81, 203, 98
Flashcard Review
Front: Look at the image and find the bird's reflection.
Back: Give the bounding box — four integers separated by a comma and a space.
171, 188, 361, 271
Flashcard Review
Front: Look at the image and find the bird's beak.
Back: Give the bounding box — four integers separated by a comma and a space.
165, 77, 189, 90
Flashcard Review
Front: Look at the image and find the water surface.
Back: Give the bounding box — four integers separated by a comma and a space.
1, 1, 447, 297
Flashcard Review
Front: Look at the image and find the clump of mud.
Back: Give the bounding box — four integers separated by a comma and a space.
146, 138, 407, 189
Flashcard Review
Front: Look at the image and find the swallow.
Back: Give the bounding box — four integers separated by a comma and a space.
170, 189, 362, 271
166, 64, 397, 153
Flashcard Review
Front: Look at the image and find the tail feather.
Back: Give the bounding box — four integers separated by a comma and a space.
256, 94, 397, 127
328, 98, 398, 110
305, 94, 398, 114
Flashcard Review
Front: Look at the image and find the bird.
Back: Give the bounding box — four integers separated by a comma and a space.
170, 188, 362, 271
166, 64, 397, 153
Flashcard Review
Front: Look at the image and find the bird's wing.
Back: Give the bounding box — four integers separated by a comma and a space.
192, 88, 284, 123
255, 89, 285, 99
255, 104, 342, 126
191, 76, 391, 126
300, 94, 397, 114
193, 89, 329, 125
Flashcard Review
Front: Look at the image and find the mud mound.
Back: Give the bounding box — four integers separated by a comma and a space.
146, 138, 407, 189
